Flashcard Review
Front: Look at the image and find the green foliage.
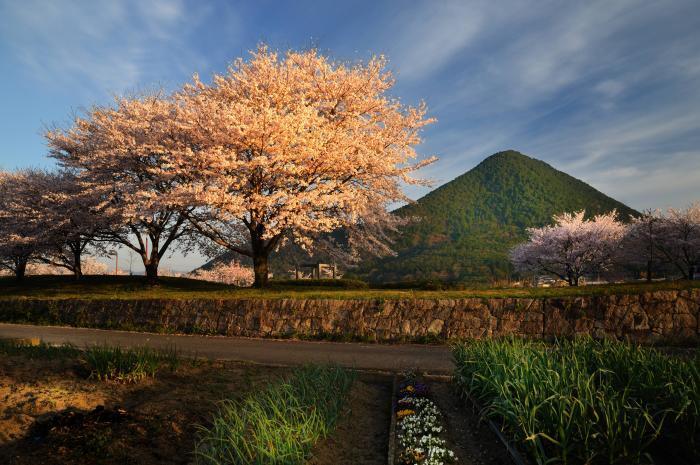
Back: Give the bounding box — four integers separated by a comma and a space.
453, 338, 700, 464
82, 345, 180, 383
195, 365, 355, 465
0, 338, 80, 359
362, 151, 638, 283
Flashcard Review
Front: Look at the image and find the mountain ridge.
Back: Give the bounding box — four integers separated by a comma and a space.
359, 150, 637, 283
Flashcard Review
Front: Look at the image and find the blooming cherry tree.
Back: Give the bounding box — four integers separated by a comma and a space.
19, 170, 107, 279
656, 203, 700, 280
0, 170, 46, 280
188, 261, 254, 287
174, 47, 436, 286
510, 210, 627, 286
620, 210, 663, 281
46, 93, 195, 280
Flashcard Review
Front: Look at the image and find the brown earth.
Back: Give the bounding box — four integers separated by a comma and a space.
308, 374, 393, 465
0, 355, 286, 465
429, 381, 515, 465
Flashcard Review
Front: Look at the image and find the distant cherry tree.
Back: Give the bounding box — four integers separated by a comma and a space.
46, 93, 195, 280
620, 210, 663, 282
174, 46, 436, 286
189, 261, 254, 287
18, 257, 109, 276
656, 203, 700, 280
510, 210, 627, 286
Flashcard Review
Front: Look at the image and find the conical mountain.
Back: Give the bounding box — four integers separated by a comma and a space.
360, 150, 637, 283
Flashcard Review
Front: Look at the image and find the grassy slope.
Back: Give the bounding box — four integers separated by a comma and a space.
0, 275, 698, 301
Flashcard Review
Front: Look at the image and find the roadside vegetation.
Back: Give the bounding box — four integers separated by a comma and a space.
195, 365, 355, 465
453, 338, 700, 464
0, 338, 80, 359
82, 345, 180, 383
0, 275, 698, 301
0, 338, 182, 383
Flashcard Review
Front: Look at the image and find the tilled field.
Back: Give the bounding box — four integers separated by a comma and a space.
0, 347, 513, 465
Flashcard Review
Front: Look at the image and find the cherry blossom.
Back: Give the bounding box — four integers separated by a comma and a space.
173, 46, 436, 286
511, 210, 627, 286
46, 93, 195, 279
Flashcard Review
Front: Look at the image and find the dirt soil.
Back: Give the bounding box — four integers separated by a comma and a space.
426, 381, 515, 465
308, 373, 393, 465
0, 354, 285, 465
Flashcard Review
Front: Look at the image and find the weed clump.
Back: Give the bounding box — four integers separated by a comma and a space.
82, 345, 179, 383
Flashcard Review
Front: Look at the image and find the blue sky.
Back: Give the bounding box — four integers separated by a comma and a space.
1, 0, 699, 272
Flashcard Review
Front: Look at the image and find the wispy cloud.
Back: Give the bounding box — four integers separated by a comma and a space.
382, 1, 484, 81
0, 0, 214, 96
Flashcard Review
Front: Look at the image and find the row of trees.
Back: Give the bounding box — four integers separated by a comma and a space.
0, 47, 435, 286
511, 205, 700, 286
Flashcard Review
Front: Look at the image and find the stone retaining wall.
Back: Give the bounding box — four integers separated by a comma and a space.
1, 289, 698, 343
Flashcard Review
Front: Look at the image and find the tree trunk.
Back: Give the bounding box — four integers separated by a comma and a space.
15, 260, 27, 281
144, 261, 159, 282
646, 260, 653, 283
253, 254, 269, 288
73, 248, 82, 281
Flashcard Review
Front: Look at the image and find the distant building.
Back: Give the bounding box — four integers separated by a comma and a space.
291, 263, 340, 279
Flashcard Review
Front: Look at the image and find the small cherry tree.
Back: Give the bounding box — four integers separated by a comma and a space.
189, 261, 254, 287
656, 203, 700, 280
174, 47, 436, 287
46, 94, 195, 280
0, 170, 45, 280
17, 170, 106, 279
510, 210, 627, 286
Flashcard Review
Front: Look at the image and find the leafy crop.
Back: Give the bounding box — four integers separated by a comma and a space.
195, 365, 354, 465
453, 338, 700, 464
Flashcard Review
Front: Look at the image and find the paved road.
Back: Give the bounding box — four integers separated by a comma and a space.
0, 323, 454, 374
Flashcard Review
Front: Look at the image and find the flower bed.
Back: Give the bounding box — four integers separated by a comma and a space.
395, 375, 457, 465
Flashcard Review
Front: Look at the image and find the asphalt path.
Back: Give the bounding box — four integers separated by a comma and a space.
0, 323, 454, 374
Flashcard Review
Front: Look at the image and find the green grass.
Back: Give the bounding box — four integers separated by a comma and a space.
453, 338, 700, 464
0, 338, 81, 359
195, 365, 355, 465
82, 344, 180, 383
0, 275, 698, 301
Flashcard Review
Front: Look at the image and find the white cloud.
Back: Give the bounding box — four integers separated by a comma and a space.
0, 0, 206, 95
382, 1, 485, 81
594, 80, 625, 99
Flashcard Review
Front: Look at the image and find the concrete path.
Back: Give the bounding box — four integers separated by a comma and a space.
0, 323, 454, 374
